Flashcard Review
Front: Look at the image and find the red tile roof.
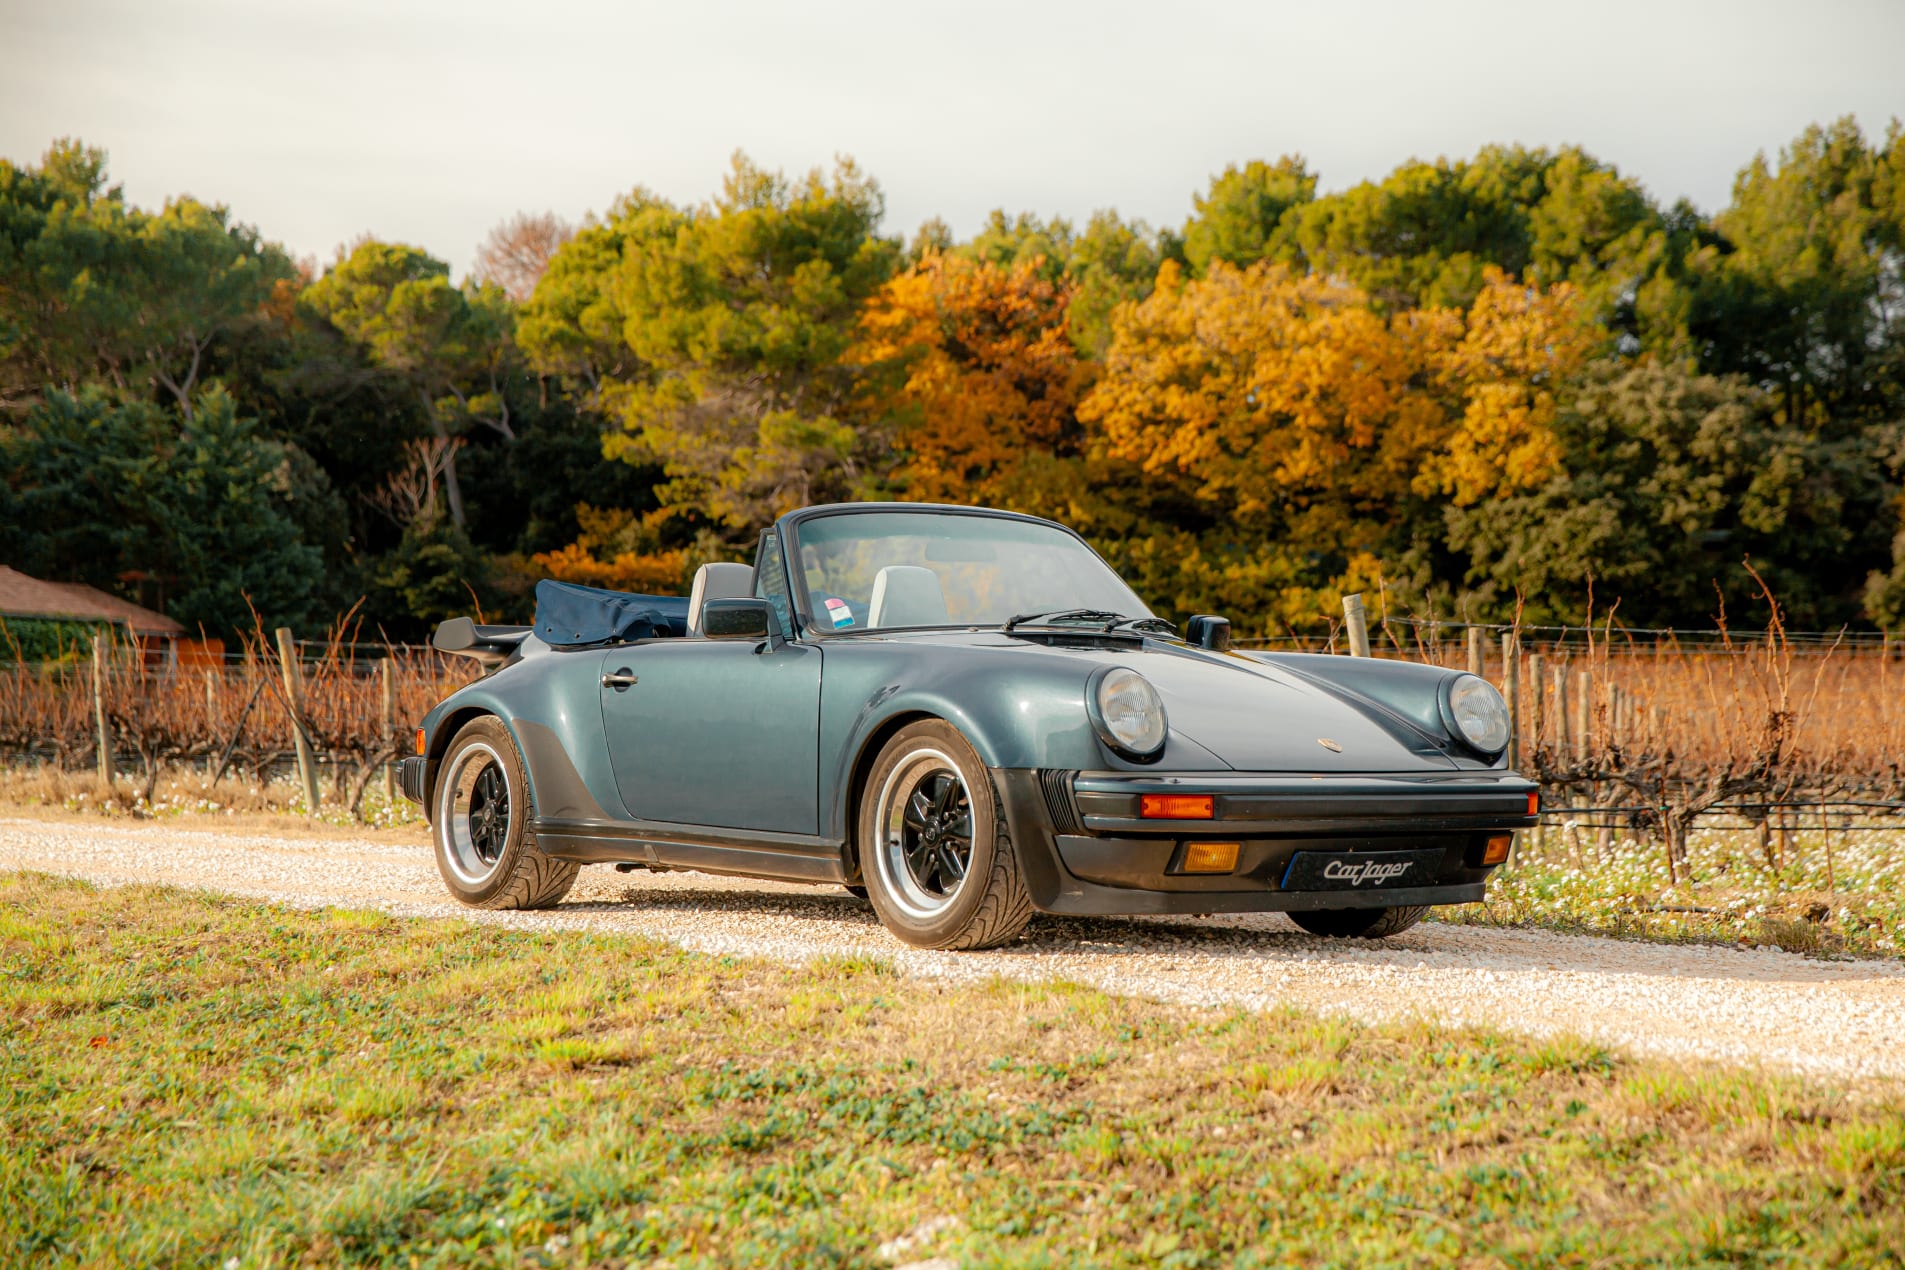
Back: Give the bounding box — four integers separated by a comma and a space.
0, 566, 186, 636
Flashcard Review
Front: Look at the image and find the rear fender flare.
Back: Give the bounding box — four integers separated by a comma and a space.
421, 696, 529, 822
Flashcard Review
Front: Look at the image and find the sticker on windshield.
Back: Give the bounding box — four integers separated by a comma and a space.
825, 598, 855, 628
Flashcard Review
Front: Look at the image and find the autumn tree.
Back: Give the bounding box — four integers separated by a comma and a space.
1079, 261, 1592, 626
473, 211, 574, 303
854, 252, 1089, 504
530, 505, 692, 595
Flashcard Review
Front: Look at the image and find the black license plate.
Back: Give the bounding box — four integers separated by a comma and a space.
1281, 848, 1443, 892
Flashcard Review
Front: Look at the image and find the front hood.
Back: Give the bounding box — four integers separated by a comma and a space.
1114, 645, 1458, 772
877, 630, 1460, 772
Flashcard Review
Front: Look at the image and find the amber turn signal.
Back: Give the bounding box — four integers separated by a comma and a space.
415, 728, 427, 756
1527, 791, 1540, 817
1482, 833, 1513, 866
1182, 841, 1240, 873
1141, 793, 1214, 820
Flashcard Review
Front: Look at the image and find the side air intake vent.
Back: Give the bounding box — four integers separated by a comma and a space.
1037, 769, 1082, 834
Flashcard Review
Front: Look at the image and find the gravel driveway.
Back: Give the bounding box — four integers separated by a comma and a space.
5, 817, 1903, 1083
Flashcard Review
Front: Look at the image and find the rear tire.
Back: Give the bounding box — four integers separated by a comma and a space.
858, 720, 1033, 950
432, 716, 578, 910
1289, 905, 1428, 939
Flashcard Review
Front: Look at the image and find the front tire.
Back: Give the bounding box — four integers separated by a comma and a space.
432, 717, 578, 910
1289, 905, 1427, 939
858, 720, 1033, 950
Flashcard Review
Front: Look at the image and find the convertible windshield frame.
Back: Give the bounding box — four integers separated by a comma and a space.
779, 504, 1152, 638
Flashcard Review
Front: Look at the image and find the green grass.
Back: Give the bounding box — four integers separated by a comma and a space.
3, 874, 1903, 1267
1443, 823, 1905, 959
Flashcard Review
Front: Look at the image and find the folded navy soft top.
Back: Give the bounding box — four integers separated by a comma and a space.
532, 579, 689, 647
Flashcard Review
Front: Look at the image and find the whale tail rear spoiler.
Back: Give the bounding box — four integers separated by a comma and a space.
431, 617, 531, 669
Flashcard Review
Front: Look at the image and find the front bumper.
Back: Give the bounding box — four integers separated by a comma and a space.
998, 768, 1537, 917
395, 756, 426, 807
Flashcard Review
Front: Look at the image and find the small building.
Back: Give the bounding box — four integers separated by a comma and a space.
0, 565, 195, 663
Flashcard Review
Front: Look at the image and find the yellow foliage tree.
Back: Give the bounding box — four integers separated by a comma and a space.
1078, 261, 1590, 627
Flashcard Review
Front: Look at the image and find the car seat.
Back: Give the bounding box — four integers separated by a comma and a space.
867, 565, 951, 629
686, 562, 757, 636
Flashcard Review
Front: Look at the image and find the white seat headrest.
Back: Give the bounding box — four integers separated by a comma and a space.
687, 562, 757, 636
867, 565, 950, 629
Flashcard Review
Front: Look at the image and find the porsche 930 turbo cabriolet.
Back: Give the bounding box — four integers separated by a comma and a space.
396, 503, 1537, 950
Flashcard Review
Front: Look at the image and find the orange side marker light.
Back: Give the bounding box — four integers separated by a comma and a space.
1482, 833, 1514, 866
1141, 794, 1214, 820
415, 728, 426, 756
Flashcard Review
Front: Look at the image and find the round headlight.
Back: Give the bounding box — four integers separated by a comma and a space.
1446, 674, 1510, 754
1091, 667, 1168, 759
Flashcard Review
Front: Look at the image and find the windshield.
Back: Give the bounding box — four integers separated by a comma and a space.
791, 511, 1151, 632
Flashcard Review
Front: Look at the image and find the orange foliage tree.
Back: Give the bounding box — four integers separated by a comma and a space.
528, 506, 691, 595
853, 253, 1092, 505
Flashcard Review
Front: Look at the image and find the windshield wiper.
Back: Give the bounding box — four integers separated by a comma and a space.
1000, 608, 1127, 634
1111, 616, 1178, 636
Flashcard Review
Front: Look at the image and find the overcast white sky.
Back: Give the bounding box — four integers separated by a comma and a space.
3, 0, 1902, 278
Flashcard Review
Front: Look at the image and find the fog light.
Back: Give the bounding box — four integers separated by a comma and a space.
1482, 833, 1513, 866
415, 728, 426, 756
1141, 794, 1214, 820
1182, 841, 1240, 873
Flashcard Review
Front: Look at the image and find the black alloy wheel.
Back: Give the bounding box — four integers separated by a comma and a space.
467, 763, 509, 867
899, 768, 973, 904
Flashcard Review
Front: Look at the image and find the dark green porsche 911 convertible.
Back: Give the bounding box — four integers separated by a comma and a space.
396, 502, 1536, 950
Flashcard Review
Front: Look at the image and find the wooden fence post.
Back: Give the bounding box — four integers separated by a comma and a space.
1467, 627, 1485, 678
381, 658, 396, 802
1527, 652, 1546, 759
1574, 668, 1594, 761
1342, 594, 1371, 657
91, 634, 113, 787
275, 627, 321, 815
1552, 664, 1570, 763
1500, 632, 1520, 770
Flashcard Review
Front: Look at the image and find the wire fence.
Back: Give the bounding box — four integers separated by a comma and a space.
0, 624, 477, 817
5, 607, 1905, 852
1288, 597, 1905, 878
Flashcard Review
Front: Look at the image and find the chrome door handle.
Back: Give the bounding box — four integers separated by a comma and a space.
601, 670, 638, 690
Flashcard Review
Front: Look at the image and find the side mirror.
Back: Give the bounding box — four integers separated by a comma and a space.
1186, 614, 1231, 652
701, 597, 783, 648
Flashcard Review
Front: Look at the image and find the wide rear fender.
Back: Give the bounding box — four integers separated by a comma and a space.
418, 651, 622, 823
